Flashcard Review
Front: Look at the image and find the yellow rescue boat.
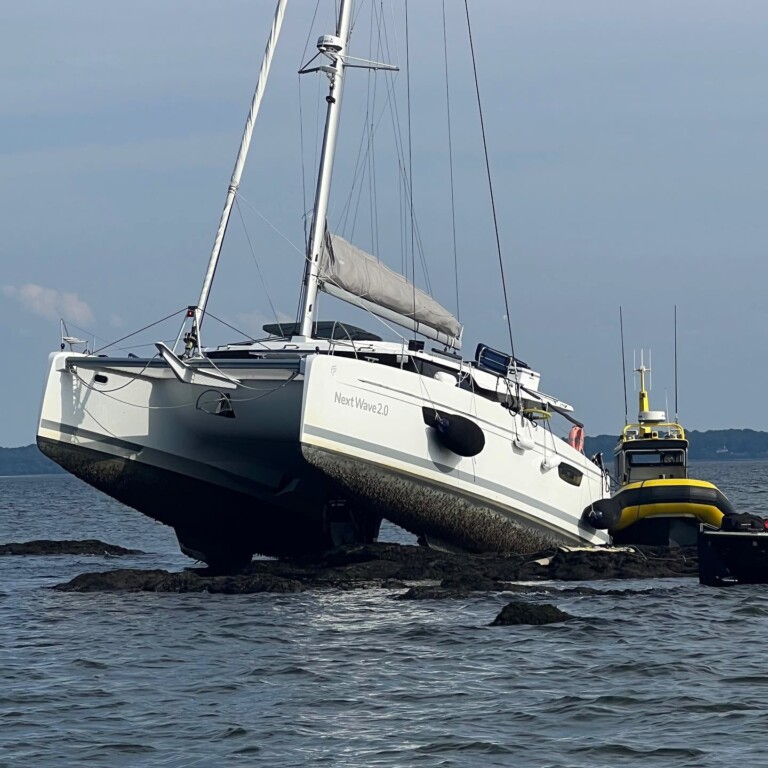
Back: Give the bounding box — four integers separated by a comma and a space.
583, 360, 734, 546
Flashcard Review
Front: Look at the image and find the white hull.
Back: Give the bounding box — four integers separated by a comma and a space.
37, 351, 381, 565
38, 346, 609, 564
300, 355, 610, 553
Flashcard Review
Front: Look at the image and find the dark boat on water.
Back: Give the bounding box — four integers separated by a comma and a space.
699, 515, 768, 586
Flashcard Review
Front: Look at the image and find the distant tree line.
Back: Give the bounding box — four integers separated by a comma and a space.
585, 429, 768, 461
0, 445, 65, 475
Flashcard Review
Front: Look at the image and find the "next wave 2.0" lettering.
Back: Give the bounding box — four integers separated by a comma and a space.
334, 391, 390, 416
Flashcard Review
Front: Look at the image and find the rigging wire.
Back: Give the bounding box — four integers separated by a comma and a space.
327, 3, 434, 299
235, 192, 306, 257
203, 310, 257, 343
336, 90, 394, 239
369, 3, 434, 306
299, 0, 323, 249
92, 308, 188, 355
299, 0, 323, 64
370, 3, 383, 257
60, 321, 119, 354
620, 306, 629, 424
442, 0, 460, 321
343, 115, 375, 240
463, 0, 516, 360
298, 76, 309, 250
674, 304, 679, 422
71, 357, 159, 394
405, 0, 417, 339
295, 2, 440, 328
72, 368, 299, 409
232, 199, 416, 346
234, 198, 281, 327
364, 2, 379, 255
375, 7, 410, 278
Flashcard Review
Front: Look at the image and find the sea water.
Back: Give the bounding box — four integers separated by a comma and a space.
1, 462, 767, 767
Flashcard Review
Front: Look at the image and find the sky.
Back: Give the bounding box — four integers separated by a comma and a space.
2, 0, 768, 447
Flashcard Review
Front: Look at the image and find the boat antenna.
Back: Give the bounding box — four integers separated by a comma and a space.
620, 306, 628, 424
674, 304, 679, 422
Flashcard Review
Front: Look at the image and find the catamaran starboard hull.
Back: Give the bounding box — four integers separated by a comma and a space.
300, 354, 610, 553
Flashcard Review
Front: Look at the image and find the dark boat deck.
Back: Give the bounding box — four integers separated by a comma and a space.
699, 527, 768, 586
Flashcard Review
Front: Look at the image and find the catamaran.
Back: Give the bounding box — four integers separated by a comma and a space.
37, 0, 610, 567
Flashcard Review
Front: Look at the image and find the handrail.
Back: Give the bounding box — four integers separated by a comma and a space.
621, 422, 686, 441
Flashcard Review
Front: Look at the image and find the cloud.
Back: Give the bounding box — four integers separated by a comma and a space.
2, 283, 94, 325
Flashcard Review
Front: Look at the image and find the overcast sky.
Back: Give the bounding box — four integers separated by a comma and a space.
2, 0, 768, 447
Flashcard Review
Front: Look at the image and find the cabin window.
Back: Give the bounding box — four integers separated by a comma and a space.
627, 450, 685, 467
558, 463, 583, 487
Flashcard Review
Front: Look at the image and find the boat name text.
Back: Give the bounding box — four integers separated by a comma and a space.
334, 391, 390, 416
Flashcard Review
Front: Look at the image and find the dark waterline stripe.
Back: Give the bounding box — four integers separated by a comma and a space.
40, 420, 143, 453
302, 423, 581, 527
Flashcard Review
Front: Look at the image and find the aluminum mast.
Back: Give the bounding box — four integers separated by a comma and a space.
297, 0, 354, 340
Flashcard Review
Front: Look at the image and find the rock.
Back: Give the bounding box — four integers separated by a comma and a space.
53, 568, 304, 594
0, 539, 142, 556
440, 573, 499, 592
205, 575, 305, 594
520, 546, 699, 581
47, 541, 701, 593
490, 601, 572, 626
394, 586, 471, 600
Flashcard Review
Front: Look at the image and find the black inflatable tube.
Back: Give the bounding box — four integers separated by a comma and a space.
583, 483, 735, 530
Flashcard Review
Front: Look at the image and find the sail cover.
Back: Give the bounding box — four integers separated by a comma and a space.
319, 233, 462, 342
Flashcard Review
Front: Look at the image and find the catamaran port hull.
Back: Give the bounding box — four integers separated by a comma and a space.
37, 351, 381, 566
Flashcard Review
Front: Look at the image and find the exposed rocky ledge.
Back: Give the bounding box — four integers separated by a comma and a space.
0, 539, 142, 557
56, 568, 305, 594
51, 542, 698, 594
491, 601, 573, 626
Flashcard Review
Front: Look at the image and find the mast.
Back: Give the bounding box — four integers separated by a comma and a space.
190, 0, 288, 353
297, 0, 355, 339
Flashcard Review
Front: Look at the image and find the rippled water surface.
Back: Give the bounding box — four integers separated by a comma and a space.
2, 462, 768, 767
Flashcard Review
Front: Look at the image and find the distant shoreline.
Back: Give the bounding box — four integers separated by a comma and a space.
585, 429, 768, 463
0, 445, 66, 476
4, 430, 768, 475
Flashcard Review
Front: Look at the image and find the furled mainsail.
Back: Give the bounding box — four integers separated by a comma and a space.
318, 233, 462, 345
